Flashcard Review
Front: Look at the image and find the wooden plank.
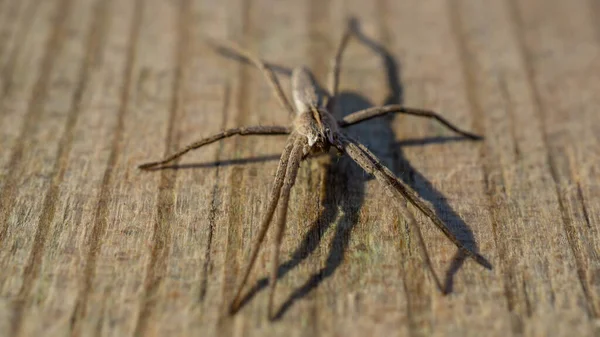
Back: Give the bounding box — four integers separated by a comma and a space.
450, 0, 595, 335
0, 0, 599, 336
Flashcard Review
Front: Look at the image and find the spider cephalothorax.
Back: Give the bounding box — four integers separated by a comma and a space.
139, 20, 491, 320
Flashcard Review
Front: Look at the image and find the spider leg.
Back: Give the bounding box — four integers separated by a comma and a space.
335, 135, 443, 291
205, 38, 296, 116
326, 19, 353, 113
336, 134, 491, 271
339, 105, 483, 140
268, 136, 306, 319
229, 134, 297, 314
138, 126, 290, 170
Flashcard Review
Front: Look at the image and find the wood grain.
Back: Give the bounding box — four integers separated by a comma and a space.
0, 0, 598, 336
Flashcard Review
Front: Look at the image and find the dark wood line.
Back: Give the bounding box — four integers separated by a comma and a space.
199, 83, 232, 303
12, 0, 103, 335
133, 0, 191, 335
217, 0, 252, 332
308, 0, 331, 86
576, 182, 593, 229
505, 0, 598, 319
232, 0, 253, 131
68, 0, 143, 335
217, 166, 245, 333
0, 0, 36, 97
20, 0, 109, 307
589, 0, 600, 45
302, 0, 333, 326
447, 1, 525, 334
0, 0, 26, 57
0, 0, 40, 172
373, 0, 434, 335
21, 0, 108, 322
497, 75, 522, 159
0, 0, 69, 247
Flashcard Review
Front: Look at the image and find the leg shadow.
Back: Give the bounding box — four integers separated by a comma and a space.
351, 18, 488, 293
235, 95, 374, 319
272, 94, 378, 319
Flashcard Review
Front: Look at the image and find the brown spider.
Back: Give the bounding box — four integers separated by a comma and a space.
139, 21, 491, 319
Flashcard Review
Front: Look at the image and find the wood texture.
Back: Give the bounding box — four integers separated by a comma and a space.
0, 0, 599, 336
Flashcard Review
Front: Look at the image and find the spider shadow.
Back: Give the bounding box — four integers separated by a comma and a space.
233, 21, 487, 320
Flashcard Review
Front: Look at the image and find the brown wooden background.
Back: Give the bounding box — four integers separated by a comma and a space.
1, 0, 599, 336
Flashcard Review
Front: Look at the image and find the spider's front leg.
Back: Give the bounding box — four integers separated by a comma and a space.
335, 134, 491, 271
138, 125, 290, 170
338, 105, 483, 140
267, 136, 306, 319
229, 134, 298, 315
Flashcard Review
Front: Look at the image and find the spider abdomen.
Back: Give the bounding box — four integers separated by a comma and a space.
291, 66, 324, 113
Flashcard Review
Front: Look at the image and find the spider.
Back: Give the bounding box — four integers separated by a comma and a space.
139, 20, 491, 319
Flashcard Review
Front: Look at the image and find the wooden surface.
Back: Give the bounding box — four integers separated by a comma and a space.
1, 0, 599, 336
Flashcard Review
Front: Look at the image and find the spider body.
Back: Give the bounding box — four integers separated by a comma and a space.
139, 21, 491, 320
291, 66, 338, 153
